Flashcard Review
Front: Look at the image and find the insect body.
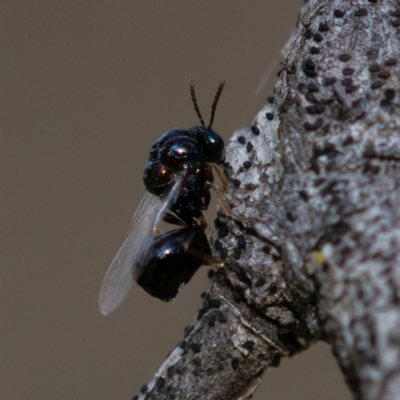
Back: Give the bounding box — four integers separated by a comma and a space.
99, 79, 226, 316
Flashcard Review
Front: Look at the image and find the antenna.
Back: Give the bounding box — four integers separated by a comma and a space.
208, 80, 225, 129
189, 78, 205, 126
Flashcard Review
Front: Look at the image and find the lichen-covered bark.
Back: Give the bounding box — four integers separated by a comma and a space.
134, 1, 400, 399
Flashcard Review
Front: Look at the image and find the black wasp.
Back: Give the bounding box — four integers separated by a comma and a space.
99, 79, 228, 315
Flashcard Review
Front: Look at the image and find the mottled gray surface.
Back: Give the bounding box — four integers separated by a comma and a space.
137, 0, 400, 398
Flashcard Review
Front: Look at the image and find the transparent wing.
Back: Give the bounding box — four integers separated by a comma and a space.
99, 173, 185, 315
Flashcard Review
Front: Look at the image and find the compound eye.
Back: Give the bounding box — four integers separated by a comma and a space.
198, 128, 225, 164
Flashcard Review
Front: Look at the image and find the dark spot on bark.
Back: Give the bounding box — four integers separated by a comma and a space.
287, 62, 297, 75
323, 142, 338, 158
385, 58, 397, 66
156, 377, 165, 389
326, 221, 350, 244
267, 96, 274, 104
305, 92, 317, 102
268, 283, 278, 295
313, 32, 323, 42
208, 314, 216, 327
392, 18, 400, 27
132, 396, 139, 400
242, 340, 255, 350
185, 325, 194, 337
343, 135, 354, 146
312, 145, 325, 158
306, 106, 316, 114
355, 8, 367, 16
233, 179, 241, 188
251, 125, 260, 136
308, 83, 319, 92
378, 70, 390, 79
214, 239, 222, 251
191, 343, 201, 353
232, 285, 245, 302
304, 118, 323, 131
141, 384, 148, 393
286, 212, 295, 222
263, 244, 271, 254
367, 0, 377, 2
392, 9, 400, 17
245, 183, 257, 191
305, 58, 315, 69
197, 308, 206, 320
369, 64, 381, 73
278, 321, 298, 336
270, 355, 281, 368
219, 247, 227, 259
277, 69, 282, 77
310, 158, 320, 174
346, 85, 358, 94
247, 142, 254, 152
271, 253, 280, 262
237, 136, 246, 144
334, 9, 345, 18
343, 67, 355, 76
299, 190, 309, 201
304, 29, 313, 39
266, 112, 274, 120
216, 311, 226, 323
231, 357, 239, 370
232, 246, 240, 259
179, 340, 187, 350
339, 54, 351, 62
297, 82, 307, 92
324, 77, 337, 86
380, 99, 392, 109
192, 357, 201, 367
243, 161, 252, 169
341, 77, 353, 86
218, 226, 229, 240
238, 235, 246, 248
371, 80, 384, 89
314, 178, 326, 186
206, 298, 221, 309
385, 89, 395, 100
310, 46, 320, 54
254, 277, 266, 287
207, 268, 214, 279
363, 161, 380, 175
318, 22, 329, 31
303, 58, 317, 77
201, 291, 207, 299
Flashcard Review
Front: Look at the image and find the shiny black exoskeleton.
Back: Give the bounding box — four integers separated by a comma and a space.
99, 80, 226, 314
143, 79, 225, 225
139, 79, 226, 300
137, 226, 211, 300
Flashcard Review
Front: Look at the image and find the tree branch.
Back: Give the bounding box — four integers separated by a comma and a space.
134, 0, 400, 398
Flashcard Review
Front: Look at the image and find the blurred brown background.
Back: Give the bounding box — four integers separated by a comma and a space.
1, 2, 351, 399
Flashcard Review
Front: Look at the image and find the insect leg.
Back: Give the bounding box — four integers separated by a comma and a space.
205, 181, 232, 216
212, 164, 230, 189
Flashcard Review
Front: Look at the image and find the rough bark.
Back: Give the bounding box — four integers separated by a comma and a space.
133, 0, 400, 399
